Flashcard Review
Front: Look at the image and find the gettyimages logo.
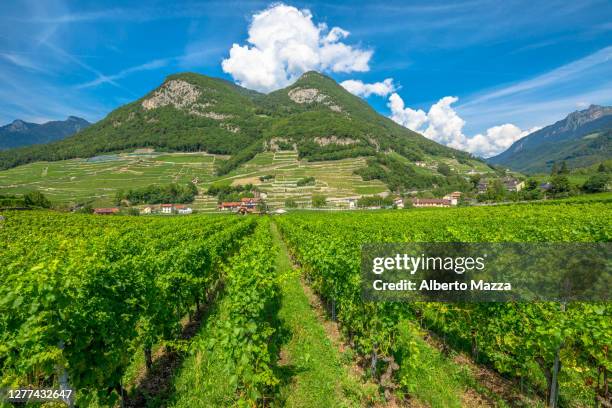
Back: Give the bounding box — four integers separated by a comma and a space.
372, 254, 486, 275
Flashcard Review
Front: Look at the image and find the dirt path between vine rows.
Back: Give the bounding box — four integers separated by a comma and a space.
271, 222, 377, 407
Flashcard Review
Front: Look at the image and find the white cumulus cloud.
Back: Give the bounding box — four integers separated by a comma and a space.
387, 92, 428, 131
388, 93, 539, 158
341, 78, 396, 98
466, 124, 541, 157
422, 96, 466, 149
221, 3, 372, 93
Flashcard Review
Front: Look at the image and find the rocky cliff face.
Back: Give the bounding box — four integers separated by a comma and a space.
488, 105, 612, 173
559, 105, 612, 132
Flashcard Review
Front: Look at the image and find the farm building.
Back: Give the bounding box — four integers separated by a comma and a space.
141, 206, 153, 215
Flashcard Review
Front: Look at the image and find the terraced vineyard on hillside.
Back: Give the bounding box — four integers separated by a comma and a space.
0, 148, 495, 210
0, 151, 389, 209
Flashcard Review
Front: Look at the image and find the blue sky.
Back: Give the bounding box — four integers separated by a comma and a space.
0, 0, 610, 156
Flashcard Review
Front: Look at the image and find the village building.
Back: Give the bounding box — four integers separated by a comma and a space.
442, 191, 462, 205
240, 197, 260, 209
160, 204, 173, 214
394, 197, 404, 209
93, 207, 120, 215
140, 206, 153, 215
477, 180, 489, 194
218, 202, 241, 211
175, 205, 193, 215
412, 198, 452, 208
540, 182, 552, 191
503, 177, 525, 192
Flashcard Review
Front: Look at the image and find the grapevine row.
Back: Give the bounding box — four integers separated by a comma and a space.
0, 211, 254, 405
276, 203, 611, 406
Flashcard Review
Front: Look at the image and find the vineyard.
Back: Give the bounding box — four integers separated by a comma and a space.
0, 201, 610, 407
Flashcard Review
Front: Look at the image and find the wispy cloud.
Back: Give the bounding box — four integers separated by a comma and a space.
0, 53, 45, 72
461, 84, 612, 126
76, 58, 171, 89
13, 2, 270, 24
74, 44, 226, 90
460, 46, 612, 108
20, 8, 131, 24
509, 39, 559, 54
0, 69, 109, 124
40, 40, 122, 90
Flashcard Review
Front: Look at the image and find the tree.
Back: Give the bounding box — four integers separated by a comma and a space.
559, 161, 569, 175
550, 175, 570, 195
582, 174, 609, 193
311, 195, 326, 208
485, 179, 505, 201
357, 195, 393, 208
520, 187, 542, 201
296, 176, 316, 186
597, 163, 607, 173
75, 204, 94, 214
469, 174, 481, 189
525, 179, 539, 191
114, 189, 124, 206
437, 162, 452, 176
23, 191, 51, 208
550, 162, 559, 175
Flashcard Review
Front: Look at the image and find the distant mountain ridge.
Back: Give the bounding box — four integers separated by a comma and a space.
488, 105, 612, 173
0, 116, 90, 150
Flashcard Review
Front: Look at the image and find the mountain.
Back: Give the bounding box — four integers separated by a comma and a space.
0, 72, 481, 189
488, 105, 612, 173
0, 116, 90, 150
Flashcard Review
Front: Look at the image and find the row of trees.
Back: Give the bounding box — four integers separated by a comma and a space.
115, 183, 198, 205
207, 182, 256, 202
